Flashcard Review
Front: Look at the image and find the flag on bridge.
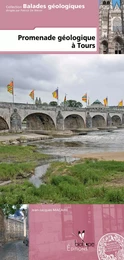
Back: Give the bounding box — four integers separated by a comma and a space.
82, 93, 87, 103
29, 90, 34, 100
103, 97, 108, 106
7, 80, 14, 95
118, 100, 123, 107
64, 94, 66, 102
52, 88, 58, 99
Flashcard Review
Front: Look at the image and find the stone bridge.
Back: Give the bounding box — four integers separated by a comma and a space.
0, 102, 124, 131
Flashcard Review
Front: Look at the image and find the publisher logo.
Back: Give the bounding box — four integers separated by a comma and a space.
73, 230, 95, 248
97, 233, 124, 260
67, 230, 94, 252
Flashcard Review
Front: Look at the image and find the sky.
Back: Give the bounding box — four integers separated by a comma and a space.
0, 54, 124, 106
113, 0, 120, 5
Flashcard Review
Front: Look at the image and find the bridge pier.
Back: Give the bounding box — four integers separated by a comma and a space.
10, 109, 22, 133
122, 114, 124, 125
56, 110, 64, 130
106, 113, 112, 127
86, 112, 92, 128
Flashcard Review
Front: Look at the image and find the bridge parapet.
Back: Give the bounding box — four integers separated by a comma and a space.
0, 102, 124, 113
0, 102, 57, 111
87, 107, 124, 113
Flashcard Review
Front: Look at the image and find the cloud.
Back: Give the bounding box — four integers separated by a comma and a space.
0, 54, 123, 106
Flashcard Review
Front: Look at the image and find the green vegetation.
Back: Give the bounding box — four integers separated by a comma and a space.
34, 99, 83, 108
0, 159, 124, 204
61, 100, 83, 108
0, 145, 49, 162
0, 162, 36, 181
0, 204, 22, 218
49, 101, 58, 107
0, 145, 50, 181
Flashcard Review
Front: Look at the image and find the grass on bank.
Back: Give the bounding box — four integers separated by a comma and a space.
0, 145, 50, 180
0, 159, 124, 204
0, 145, 49, 162
0, 162, 36, 181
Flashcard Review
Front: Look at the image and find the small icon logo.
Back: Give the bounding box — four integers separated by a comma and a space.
97, 233, 124, 260
78, 230, 85, 241
72, 230, 95, 248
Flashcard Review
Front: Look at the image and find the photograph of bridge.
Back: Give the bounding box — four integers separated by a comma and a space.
0, 54, 124, 205
0, 205, 29, 260
0, 54, 124, 132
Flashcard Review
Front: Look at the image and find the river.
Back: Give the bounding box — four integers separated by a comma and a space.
37, 129, 124, 156
29, 129, 124, 187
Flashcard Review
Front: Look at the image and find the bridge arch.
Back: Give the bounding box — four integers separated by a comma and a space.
111, 115, 121, 126
64, 114, 85, 130
22, 113, 55, 130
0, 116, 9, 130
92, 115, 106, 128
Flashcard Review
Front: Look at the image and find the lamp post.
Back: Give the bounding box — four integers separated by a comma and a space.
22, 209, 27, 238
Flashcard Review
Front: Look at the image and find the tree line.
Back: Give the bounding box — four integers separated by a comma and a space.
35, 97, 83, 108
0, 204, 22, 218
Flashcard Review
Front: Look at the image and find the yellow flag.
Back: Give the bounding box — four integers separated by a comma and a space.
7, 81, 14, 95
52, 89, 58, 99
103, 97, 108, 106
64, 95, 66, 102
118, 100, 123, 107
29, 90, 34, 100
82, 93, 87, 103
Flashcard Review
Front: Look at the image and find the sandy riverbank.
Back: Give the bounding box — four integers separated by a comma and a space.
74, 152, 124, 161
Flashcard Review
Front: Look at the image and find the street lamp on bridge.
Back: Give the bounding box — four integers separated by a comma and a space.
22, 208, 28, 238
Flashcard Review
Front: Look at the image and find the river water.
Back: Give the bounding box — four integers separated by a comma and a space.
29, 129, 124, 187
37, 129, 124, 156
